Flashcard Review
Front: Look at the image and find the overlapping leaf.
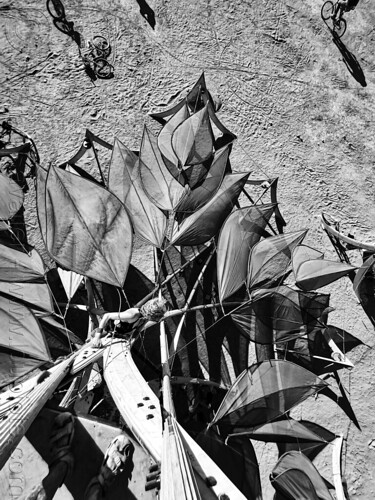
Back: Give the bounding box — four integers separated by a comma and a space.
211, 360, 329, 433
239, 419, 328, 443
271, 451, 333, 500
158, 103, 189, 173
0, 172, 24, 220
176, 145, 230, 217
139, 127, 187, 211
0, 245, 45, 283
231, 286, 330, 344
0, 295, 51, 361
293, 245, 356, 291
247, 230, 307, 290
37, 164, 132, 287
217, 204, 275, 302
172, 103, 214, 167
283, 325, 363, 375
170, 172, 249, 246
0, 354, 44, 389
108, 138, 167, 247
149, 73, 211, 124
0, 281, 54, 313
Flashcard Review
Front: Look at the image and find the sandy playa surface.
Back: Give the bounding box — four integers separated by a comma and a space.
1, 0, 375, 497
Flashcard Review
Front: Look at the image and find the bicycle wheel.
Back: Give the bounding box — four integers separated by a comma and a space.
46, 0, 65, 20
334, 18, 347, 37
92, 36, 112, 58
53, 18, 74, 36
321, 1, 334, 21
93, 58, 114, 79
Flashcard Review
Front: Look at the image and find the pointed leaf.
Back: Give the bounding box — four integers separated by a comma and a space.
239, 419, 328, 443
217, 204, 275, 302
0, 173, 24, 220
271, 451, 333, 500
277, 420, 336, 461
293, 245, 356, 291
248, 230, 307, 290
37, 164, 132, 287
0, 295, 51, 361
176, 145, 230, 216
283, 325, 363, 375
292, 245, 324, 268
0, 354, 44, 388
184, 162, 210, 189
158, 103, 190, 169
353, 253, 375, 299
0, 245, 45, 283
0, 281, 54, 313
149, 73, 211, 124
171, 172, 249, 246
139, 127, 187, 211
172, 103, 214, 166
211, 360, 328, 432
108, 139, 167, 247
231, 286, 330, 344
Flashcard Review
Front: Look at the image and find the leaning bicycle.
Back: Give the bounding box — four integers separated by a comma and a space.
80, 37, 114, 81
321, 1, 347, 38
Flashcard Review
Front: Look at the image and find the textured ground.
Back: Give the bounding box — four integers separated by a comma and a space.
1, 0, 375, 498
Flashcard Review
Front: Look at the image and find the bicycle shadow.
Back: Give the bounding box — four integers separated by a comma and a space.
136, 0, 155, 29
331, 30, 367, 87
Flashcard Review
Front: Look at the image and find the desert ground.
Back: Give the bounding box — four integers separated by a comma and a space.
1, 0, 375, 498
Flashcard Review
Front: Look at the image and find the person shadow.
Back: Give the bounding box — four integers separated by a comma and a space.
136, 0, 156, 29
331, 30, 367, 87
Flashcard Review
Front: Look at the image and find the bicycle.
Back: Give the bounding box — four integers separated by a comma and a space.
321, 1, 347, 38
81, 55, 114, 81
89, 36, 112, 59
80, 36, 114, 81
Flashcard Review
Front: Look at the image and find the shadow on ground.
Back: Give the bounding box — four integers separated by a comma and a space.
136, 0, 156, 29
331, 31, 367, 87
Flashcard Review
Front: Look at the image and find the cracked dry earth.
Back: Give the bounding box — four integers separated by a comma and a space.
1, 0, 375, 498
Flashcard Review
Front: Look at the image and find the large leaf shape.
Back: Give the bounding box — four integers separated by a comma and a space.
217, 204, 275, 302
0, 281, 54, 313
293, 245, 356, 291
0, 295, 51, 361
271, 451, 333, 500
211, 360, 328, 432
139, 127, 187, 211
170, 172, 249, 246
231, 285, 330, 344
176, 145, 230, 217
158, 103, 190, 172
0, 245, 45, 283
108, 139, 167, 247
172, 103, 214, 167
149, 73, 211, 124
37, 164, 132, 287
0, 172, 24, 220
283, 325, 363, 375
0, 354, 44, 388
241, 419, 328, 443
247, 230, 307, 290
351, 254, 375, 327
